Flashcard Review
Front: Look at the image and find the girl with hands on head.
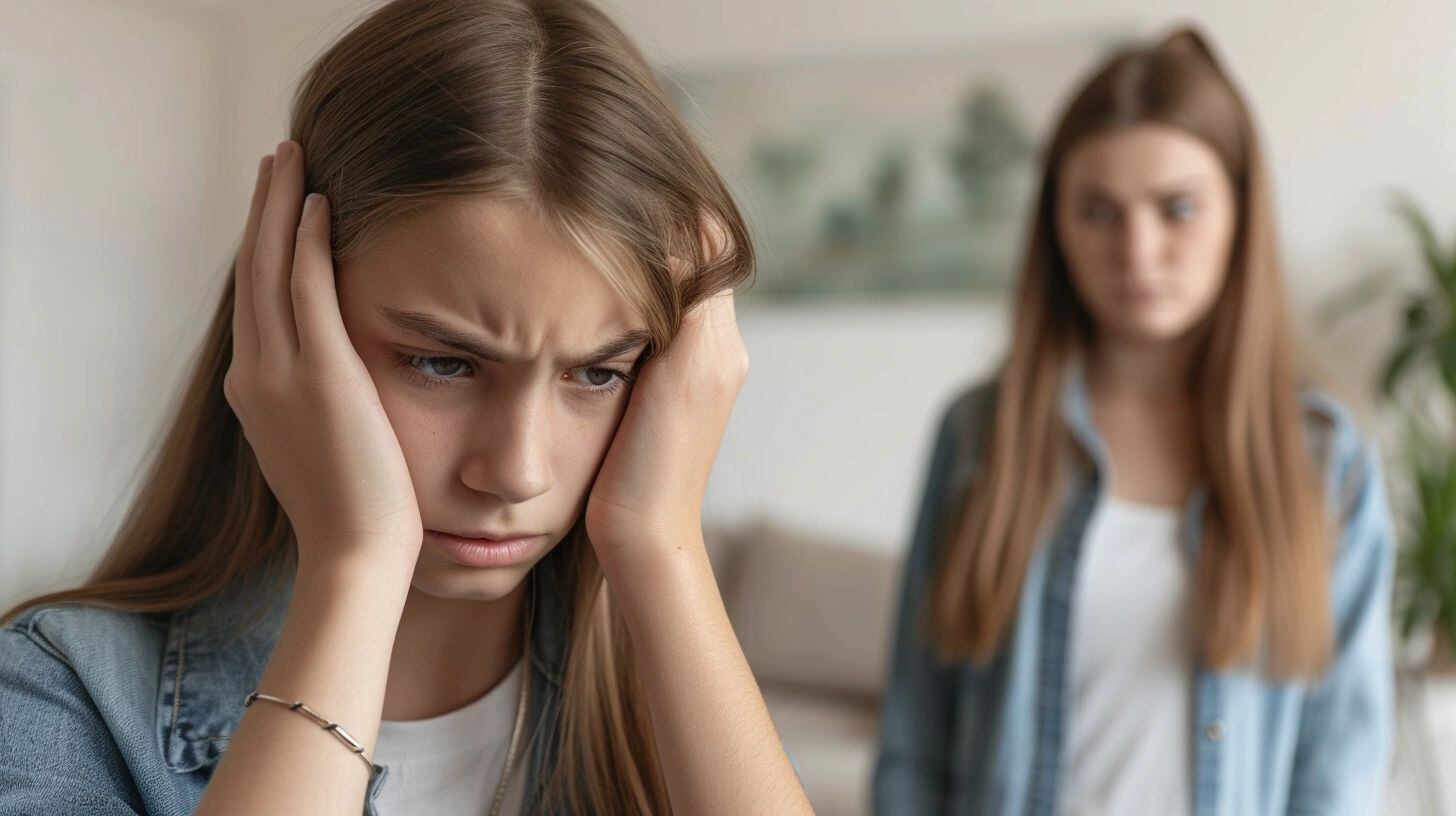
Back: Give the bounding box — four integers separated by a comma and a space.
0, 1, 811, 815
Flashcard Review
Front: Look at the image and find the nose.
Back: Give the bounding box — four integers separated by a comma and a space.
1116, 206, 1164, 273
458, 391, 554, 505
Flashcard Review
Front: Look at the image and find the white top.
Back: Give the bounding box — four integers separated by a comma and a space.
1062, 496, 1192, 816
372, 657, 528, 816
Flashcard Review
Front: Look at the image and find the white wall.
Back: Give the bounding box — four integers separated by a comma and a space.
711, 300, 1008, 545
0, 0, 232, 607
3, 0, 1453, 607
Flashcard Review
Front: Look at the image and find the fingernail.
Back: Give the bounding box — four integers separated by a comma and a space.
302, 193, 322, 217
276, 140, 292, 160
258, 154, 274, 179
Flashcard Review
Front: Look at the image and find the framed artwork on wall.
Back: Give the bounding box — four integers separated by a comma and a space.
669, 25, 1131, 302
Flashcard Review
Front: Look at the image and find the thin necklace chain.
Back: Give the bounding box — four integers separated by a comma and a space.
487, 665, 530, 816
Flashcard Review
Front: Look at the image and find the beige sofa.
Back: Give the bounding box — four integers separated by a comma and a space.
707, 521, 900, 816
706, 522, 1442, 816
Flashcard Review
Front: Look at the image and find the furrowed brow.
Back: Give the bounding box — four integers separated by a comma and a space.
377, 306, 512, 362
560, 330, 651, 370
378, 306, 649, 369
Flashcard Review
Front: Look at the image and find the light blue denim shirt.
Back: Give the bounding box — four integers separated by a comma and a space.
0, 544, 578, 815
874, 372, 1396, 816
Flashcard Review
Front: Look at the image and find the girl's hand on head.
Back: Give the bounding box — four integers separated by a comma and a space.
584, 285, 748, 559
224, 142, 423, 578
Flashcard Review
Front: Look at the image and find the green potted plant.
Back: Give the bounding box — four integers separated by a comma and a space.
1374, 196, 1456, 671
1399, 439, 1456, 669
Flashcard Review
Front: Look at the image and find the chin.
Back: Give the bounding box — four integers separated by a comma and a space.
1123, 322, 1195, 345
409, 562, 533, 603
1102, 303, 1204, 345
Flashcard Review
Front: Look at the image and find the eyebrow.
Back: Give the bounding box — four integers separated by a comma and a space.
1071, 177, 1210, 200
376, 306, 650, 369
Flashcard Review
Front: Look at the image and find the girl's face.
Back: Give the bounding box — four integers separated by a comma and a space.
1055, 123, 1238, 345
337, 197, 648, 602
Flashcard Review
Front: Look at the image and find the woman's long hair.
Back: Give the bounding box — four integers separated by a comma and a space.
2, 0, 754, 811
928, 27, 1331, 679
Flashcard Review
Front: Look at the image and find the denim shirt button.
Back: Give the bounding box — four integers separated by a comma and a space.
1204, 720, 1226, 742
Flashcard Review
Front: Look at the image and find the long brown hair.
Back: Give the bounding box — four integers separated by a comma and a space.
2, 0, 753, 811
928, 27, 1331, 679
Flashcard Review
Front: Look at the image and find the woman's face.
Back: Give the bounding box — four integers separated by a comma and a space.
336, 196, 648, 602
1055, 123, 1237, 345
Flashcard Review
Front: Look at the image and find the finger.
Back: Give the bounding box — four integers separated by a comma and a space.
683, 288, 738, 332
710, 288, 737, 322
232, 153, 274, 362
291, 193, 350, 357
657, 291, 739, 373
251, 140, 306, 358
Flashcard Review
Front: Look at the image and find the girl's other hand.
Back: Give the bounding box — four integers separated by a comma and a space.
585, 285, 748, 559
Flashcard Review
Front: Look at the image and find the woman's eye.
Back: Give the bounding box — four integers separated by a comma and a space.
582, 368, 615, 386
1163, 196, 1199, 222
390, 353, 474, 388
416, 357, 469, 377
566, 366, 631, 393
1080, 201, 1118, 226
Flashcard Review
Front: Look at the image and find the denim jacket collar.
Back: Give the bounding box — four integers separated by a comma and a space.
157, 566, 291, 774
1058, 357, 1210, 564
156, 544, 574, 781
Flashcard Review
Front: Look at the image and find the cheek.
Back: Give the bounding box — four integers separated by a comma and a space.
1173, 220, 1234, 306
555, 401, 628, 492
1060, 230, 1119, 320
1179, 188, 1236, 287
1055, 215, 1099, 288
367, 371, 458, 491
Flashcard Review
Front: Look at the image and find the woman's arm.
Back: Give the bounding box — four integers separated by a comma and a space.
195, 143, 423, 815
1287, 438, 1397, 815
871, 397, 967, 814
585, 290, 813, 815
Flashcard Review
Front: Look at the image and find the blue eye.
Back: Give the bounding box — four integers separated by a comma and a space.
390, 353, 473, 389
566, 366, 632, 394
1163, 197, 1199, 222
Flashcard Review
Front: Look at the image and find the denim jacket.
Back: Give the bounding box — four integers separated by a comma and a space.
0, 542, 579, 815
874, 372, 1396, 816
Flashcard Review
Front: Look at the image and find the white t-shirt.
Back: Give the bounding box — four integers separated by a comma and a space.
372, 657, 528, 816
1062, 496, 1192, 816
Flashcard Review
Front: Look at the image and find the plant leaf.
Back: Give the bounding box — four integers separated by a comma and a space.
1440, 332, 1456, 397
1405, 296, 1432, 333
1393, 194, 1455, 301
1381, 334, 1426, 400
1400, 594, 1427, 640
1317, 270, 1394, 328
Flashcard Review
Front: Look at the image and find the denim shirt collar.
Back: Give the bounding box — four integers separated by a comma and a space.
1058, 356, 1210, 564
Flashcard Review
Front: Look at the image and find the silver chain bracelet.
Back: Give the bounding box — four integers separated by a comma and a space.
243, 691, 375, 774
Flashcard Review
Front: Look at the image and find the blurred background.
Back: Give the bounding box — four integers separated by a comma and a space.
2, 0, 1454, 812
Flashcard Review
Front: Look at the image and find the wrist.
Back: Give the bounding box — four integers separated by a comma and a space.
294, 530, 418, 575
595, 520, 703, 558
293, 548, 415, 609
596, 525, 710, 583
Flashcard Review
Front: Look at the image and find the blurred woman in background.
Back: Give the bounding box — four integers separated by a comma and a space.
875, 27, 1394, 815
